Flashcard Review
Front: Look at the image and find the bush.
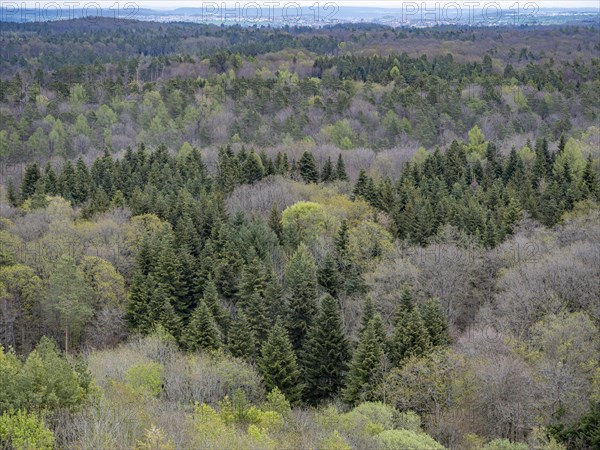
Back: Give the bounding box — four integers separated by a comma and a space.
483, 439, 529, 450
375, 429, 444, 450
124, 362, 164, 397
0, 410, 54, 450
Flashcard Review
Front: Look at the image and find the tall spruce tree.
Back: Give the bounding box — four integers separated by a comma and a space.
259, 320, 303, 404
420, 298, 450, 347
318, 253, 341, 298
285, 244, 318, 352
183, 300, 220, 351
389, 287, 431, 366
302, 295, 350, 404
343, 315, 386, 405
335, 154, 349, 181
321, 156, 335, 182
299, 151, 319, 183
227, 311, 257, 360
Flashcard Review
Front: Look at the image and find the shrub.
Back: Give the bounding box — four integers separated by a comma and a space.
375, 429, 444, 450
0, 410, 54, 450
124, 362, 164, 397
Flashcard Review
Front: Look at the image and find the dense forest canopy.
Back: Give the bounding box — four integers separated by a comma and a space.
0, 17, 599, 450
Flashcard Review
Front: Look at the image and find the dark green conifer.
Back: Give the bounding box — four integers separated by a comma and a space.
259, 320, 303, 404
335, 154, 349, 181
343, 315, 386, 405
227, 311, 257, 360
302, 295, 350, 404
420, 298, 450, 347
183, 300, 220, 351
285, 244, 318, 352
298, 151, 319, 183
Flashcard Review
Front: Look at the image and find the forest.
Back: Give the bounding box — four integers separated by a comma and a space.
0, 17, 599, 450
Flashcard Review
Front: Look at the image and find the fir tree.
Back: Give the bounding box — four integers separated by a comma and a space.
335, 154, 349, 181
285, 244, 318, 352
201, 277, 229, 333
259, 320, 303, 404
21, 162, 41, 199
318, 253, 341, 298
302, 295, 350, 404
343, 315, 386, 405
242, 150, 265, 184
183, 300, 220, 351
298, 151, 319, 183
264, 273, 287, 324
389, 287, 431, 366
241, 292, 270, 343
359, 296, 376, 336
420, 298, 450, 347
227, 311, 257, 360
268, 203, 283, 240
321, 156, 334, 182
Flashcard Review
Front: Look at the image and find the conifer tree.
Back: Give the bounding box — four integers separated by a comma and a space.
227, 311, 257, 360
264, 273, 286, 324
7, 178, 19, 207
268, 203, 283, 240
44, 162, 58, 195
302, 295, 350, 404
201, 277, 229, 333
73, 158, 91, 204
259, 320, 303, 404
335, 219, 350, 270
321, 156, 334, 182
335, 154, 349, 181
183, 300, 220, 351
343, 315, 386, 405
21, 162, 41, 199
389, 287, 431, 366
420, 298, 450, 347
285, 244, 318, 352
359, 296, 376, 336
299, 151, 319, 183
242, 150, 265, 184
238, 257, 268, 306
241, 292, 270, 342
318, 253, 341, 298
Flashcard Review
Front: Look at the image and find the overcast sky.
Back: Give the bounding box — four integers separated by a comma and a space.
13, 1, 600, 8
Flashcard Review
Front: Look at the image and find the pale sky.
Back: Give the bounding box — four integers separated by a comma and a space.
12, 0, 600, 8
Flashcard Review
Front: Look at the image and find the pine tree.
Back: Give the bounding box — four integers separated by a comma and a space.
259, 320, 303, 404
242, 150, 265, 184
241, 292, 270, 342
227, 311, 257, 360
264, 273, 286, 324
335, 219, 350, 270
321, 156, 334, 182
201, 277, 229, 333
7, 178, 19, 207
335, 154, 349, 181
299, 151, 319, 183
343, 315, 385, 405
285, 244, 318, 352
318, 253, 341, 298
389, 287, 431, 366
420, 298, 450, 347
73, 157, 91, 204
21, 162, 41, 199
302, 295, 350, 404
183, 300, 220, 351
359, 296, 376, 336
268, 203, 283, 240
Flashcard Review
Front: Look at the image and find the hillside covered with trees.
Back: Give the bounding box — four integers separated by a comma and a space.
0, 18, 599, 450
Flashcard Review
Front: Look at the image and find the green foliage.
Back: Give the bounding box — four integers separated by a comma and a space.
302, 294, 350, 404
284, 243, 318, 352
375, 429, 444, 450
124, 361, 164, 397
182, 300, 221, 351
344, 316, 386, 405
259, 320, 303, 404
0, 410, 54, 450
